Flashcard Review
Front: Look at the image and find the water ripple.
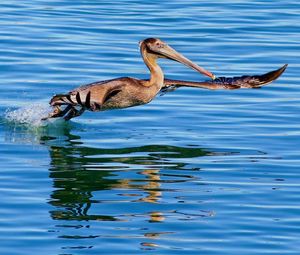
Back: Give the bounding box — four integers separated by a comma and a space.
0, 0, 300, 254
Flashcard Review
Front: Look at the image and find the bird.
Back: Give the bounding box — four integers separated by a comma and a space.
43, 38, 287, 121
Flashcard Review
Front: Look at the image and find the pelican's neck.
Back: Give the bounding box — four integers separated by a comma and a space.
141, 45, 164, 88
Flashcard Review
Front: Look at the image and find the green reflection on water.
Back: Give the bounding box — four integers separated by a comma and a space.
46, 128, 211, 222
4, 120, 215, 224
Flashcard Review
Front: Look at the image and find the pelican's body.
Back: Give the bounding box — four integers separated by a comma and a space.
64, 77, 156, 111
44, 38, 287, 121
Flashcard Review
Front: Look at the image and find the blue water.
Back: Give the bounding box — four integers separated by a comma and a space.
0, 0, 299, 254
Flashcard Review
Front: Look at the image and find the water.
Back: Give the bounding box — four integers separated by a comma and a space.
0, 0, 299, 254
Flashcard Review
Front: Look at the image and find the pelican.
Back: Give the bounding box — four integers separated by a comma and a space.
43, 38, 287, 121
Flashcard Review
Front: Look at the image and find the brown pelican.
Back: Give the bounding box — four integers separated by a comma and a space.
43, 38, 287, 121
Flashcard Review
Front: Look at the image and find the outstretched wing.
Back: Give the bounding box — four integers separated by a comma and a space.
162, 64, 287, 91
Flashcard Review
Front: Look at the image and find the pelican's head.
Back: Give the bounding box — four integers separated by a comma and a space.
139, 38, 216, 80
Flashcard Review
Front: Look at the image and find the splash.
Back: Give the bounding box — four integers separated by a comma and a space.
5, 102, 54, 127
3, 102, 72, 145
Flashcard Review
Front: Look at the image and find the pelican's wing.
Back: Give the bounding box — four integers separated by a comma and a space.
163, 64, 287, 91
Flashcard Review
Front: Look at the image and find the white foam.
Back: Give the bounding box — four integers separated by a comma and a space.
5, 102, 53, 127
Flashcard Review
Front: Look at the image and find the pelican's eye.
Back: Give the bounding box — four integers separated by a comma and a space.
156, 42, 165, 49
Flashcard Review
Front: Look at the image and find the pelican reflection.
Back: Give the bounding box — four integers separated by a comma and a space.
47, 132, 212, 222
4, 123, 220, 252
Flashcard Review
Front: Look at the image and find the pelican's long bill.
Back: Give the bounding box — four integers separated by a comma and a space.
146, 39, 216, 80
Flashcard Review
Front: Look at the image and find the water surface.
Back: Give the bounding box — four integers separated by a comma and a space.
0, 1, 300, 254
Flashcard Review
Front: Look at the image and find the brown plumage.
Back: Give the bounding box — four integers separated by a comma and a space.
43, 38, 287, 121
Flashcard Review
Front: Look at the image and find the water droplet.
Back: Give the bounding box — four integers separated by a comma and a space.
5, 102, 52, 127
